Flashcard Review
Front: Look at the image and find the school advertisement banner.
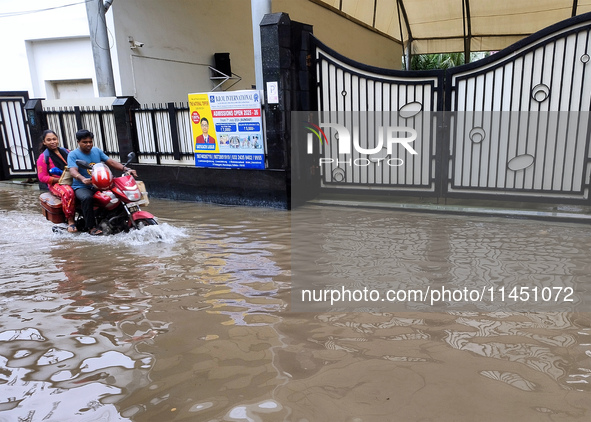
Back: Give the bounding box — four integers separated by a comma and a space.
188, 90, 265, 169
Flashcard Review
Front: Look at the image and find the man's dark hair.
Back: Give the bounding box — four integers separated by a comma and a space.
76, 129, 94, 141
200, 117, 209, 124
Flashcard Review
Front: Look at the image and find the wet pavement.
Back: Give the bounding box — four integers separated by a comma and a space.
0, 184, 590, 421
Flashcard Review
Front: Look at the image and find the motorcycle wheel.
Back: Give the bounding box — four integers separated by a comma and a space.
135, 218, 158, 230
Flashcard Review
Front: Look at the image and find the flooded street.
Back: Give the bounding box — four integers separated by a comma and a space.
1, 184, 590, 422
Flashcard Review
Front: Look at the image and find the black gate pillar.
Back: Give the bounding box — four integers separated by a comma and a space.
261, 13, 292, 171
24, 99, 47, 163
112, 97, 140, 163
260, 12, 316, 208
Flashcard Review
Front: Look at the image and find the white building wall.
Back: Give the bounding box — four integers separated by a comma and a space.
110, 0, 257, 104
110, 0, 402, 105
25, 37, 95, 99
0, 0, 120, 99
0, 0, 401, 104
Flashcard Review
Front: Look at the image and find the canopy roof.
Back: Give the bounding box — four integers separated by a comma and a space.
312, 0, 591, 54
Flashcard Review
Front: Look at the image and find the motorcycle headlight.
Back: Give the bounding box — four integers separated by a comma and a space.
124, 190, 142, 201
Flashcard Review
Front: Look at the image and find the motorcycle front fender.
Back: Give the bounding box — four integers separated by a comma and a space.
130, 210, 155, 221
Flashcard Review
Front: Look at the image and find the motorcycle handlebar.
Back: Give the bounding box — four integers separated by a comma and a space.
76, 152, 136, 173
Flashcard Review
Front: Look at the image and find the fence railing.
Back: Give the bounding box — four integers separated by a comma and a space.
40, 101, 197, 167
132, 103, 195, 165
44, 106, 119, 159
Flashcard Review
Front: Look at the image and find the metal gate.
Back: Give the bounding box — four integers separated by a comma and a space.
313, 12, 591, 204
0, 92, 36, 179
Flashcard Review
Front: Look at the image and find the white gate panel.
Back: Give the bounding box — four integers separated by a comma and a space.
447, 21, 591, 201
315, 42, 443, 194
313, 13, 591, 205
0, 94, 35, 176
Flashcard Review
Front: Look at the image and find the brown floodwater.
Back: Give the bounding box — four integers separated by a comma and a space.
0, 184, 590, 422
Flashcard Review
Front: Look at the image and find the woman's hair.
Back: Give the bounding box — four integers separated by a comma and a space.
39, 130, 58, 153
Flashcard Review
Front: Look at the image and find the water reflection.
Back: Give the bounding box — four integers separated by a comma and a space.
0, 185, 590, 421
0, 187, 187, 421
292, 205, 591, 313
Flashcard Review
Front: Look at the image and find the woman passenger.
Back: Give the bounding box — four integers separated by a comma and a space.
36, 130, 77, 232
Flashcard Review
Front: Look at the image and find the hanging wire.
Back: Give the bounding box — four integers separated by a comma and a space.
0, 1, 90, 18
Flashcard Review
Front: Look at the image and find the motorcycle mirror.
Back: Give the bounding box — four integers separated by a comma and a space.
124, 152, 136, 167
76, 159, 92, 169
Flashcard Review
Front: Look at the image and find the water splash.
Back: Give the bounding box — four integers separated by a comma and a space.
0, 210, 187, 248
0, 210, 58, 245
52, 222, 188, 246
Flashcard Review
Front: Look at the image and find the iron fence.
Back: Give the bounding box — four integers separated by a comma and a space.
132, 102, 195, 166
312, 12, 591, 205
0, 92, 35, 177
41, 102, 197, 166
44, 106, 119, 158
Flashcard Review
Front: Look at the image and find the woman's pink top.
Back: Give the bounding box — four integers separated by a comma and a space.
36, 151, 68, 185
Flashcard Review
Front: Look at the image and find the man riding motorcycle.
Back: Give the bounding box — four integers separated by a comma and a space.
67, 129, 138, 236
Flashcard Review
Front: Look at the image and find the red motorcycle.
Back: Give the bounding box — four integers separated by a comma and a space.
40, 153, 157, 234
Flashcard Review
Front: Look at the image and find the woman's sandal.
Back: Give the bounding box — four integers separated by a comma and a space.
67, 224, 78, 233
89, 227, 103, 236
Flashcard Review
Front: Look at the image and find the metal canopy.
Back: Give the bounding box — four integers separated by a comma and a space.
311, 0, 591, 55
